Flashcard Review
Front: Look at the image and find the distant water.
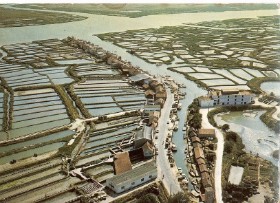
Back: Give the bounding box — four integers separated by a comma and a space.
261, 81, 280, 97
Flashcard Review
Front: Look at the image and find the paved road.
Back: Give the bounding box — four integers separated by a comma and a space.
200, 108, 224, 203
155, 86, 181, 195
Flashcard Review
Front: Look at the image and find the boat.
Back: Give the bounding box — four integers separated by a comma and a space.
156, 62, 162, 66
194, 185, 200, 193
171, 144, 177, 152
189, 170, 196, 177
128, 49, 135, 54
174, 121, 179, 131
191, 178, 197, 185
177, 103, 182, 110
191, 190, 200, 198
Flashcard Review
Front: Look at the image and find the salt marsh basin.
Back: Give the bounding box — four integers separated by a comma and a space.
215, 110, 279, 165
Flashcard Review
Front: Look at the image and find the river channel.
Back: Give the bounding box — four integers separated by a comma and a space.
0, 5, 278, 175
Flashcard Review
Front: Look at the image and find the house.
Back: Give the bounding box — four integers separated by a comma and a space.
194, 146, 205, 160
142, 84, 150, 90
155, 91, 167, 101
144, 105, 161, 115
199, 164, 208, 173
129, 73, 151, 85
196, 157, 206, 165
198, 129, 216, 139
201, 172, 212, 188
155, 85, 165, 93
148, 111, 160, 127
205, 187, 215, 203
199, 89, 255, 108
189, 130, 198, 137
191, 136, 201, 144
142, 141, 154, 158
106, 161, 157, 194
134, 126, 153, 149
150, 80, 161, 90
198, 96, 214, 108
145, 90, 155, 99
155, 98, 165, 108
114, 152, 132, 175
193, 142, 202, 148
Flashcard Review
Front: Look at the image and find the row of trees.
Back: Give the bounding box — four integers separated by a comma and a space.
187, 99, 202, 130
137, 192, 191, 203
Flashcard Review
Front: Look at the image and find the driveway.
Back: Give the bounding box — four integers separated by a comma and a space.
200, 108, 224, 203
155, 86, 181, 195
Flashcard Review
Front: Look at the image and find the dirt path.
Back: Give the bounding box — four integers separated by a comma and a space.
200, 108, 224, 203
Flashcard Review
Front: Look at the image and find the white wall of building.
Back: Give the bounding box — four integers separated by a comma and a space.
106, 170, 157, 194
199, 99, 214, 108
199, 92, 255, 108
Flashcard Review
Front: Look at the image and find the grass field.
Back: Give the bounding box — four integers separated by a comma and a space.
0, 7, 86, 28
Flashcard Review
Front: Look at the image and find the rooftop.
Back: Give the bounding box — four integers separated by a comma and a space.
194, 146, 205, 159
198, 129, 215, 136
130, 73, 150, 82
191, 136, 201, 143
107, 161, 157, 185
114, 152, 132, 175
210, 89, 253, 97
144, 105, 161, 111
135, 125, 153, 141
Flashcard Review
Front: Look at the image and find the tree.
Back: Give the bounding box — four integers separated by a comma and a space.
224, 142, 233, 154
137, 193, 159, 203
168, 192, 191, 203
221, 124, 230, 132
226, 131, 237, 142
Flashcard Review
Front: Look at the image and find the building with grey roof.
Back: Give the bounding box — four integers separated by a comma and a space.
129, 73, 151, 84
134, 125, 153, 149
106, 161, 157, 194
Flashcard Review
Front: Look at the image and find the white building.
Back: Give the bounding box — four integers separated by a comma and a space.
199, 89, 255, 108
106, 161, 157, 194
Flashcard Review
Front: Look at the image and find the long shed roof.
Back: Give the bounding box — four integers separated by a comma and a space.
107, 161, 157, 185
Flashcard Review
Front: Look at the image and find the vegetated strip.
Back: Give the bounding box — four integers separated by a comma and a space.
53, 85, 79, 121
247, 76, 280, 94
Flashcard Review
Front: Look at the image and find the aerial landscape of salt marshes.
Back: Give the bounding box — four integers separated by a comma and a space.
0, 3, 279, 203
98, 15, 280, 92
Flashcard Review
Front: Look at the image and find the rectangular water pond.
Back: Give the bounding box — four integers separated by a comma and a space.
0, 130, 74, 153
55, 59, 94, 65
201, 79, 235, 86
8, 119, 70, 139
0, 142, 65, 164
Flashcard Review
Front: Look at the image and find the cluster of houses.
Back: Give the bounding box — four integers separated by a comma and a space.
130, 73, 167, 108
65, 36, 141, 76
105, 103, 162, 194
188, 128, 216, 203
198, 89, 255, 108
65, 37, 165, 196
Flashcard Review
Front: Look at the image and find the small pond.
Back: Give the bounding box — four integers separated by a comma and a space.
261, 81, 280, 97
215, 110, 279, 165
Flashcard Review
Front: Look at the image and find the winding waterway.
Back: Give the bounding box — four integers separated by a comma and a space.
0, 4, 279, 184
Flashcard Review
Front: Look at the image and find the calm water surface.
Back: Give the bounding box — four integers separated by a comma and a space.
0, 6, 278, 174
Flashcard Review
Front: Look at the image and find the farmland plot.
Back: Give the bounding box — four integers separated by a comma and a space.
73, 79, 146, 116
5, 88, 70, 139
0, 63, 50, 89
